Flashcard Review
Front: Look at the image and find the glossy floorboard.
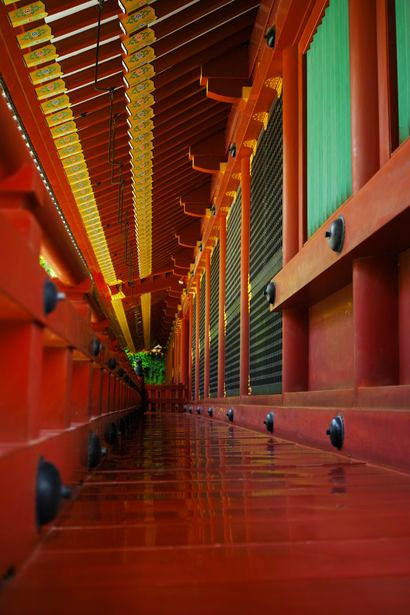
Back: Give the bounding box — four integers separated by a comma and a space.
1, 412, 410, 614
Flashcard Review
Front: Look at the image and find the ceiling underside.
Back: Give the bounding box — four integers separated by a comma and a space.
0, 0, 267, 351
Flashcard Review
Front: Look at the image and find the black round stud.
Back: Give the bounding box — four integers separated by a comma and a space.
107, 357, 117, 370
208, 407, 213, 417
264, 281, 276, 305
118, 368, 124, 378
265, 26, 276, 48
264, 411, 274, 433
325, 216, 345, 252
227, 408, 234, 422
36, 457, 71, 527
326, 415, 344, 450
44, 280, 65, 315
136, 358, 143, 376
104, 422, 117, 445
229, 143, 237, 158
210, 204, 216, 216
90, 337, 102, 357
189, 406, 193, 414
88, 432, 104, 468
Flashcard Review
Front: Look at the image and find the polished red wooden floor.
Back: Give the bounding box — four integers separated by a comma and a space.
2, 412, 410, 614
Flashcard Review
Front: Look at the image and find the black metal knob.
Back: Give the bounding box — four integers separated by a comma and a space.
264, 411, 274, 433
264, 281, 275, 305
227, 408, 234, 422
189, 406, 193, 414
118, 368, 125, 378
107, 357, 117, 370
104, 422, 117, 445
326, 415, 344, 449
208, 407, 213, 417
88, 432, 104, 468
265, 26, 276, 48
196, 406, 202, 414
136, 358, 143, 376
90, 337, 102, 357
44, 280, 65, 315
325, 216, 345, 252
229, 143, 236, 158
36, 457, 71, 527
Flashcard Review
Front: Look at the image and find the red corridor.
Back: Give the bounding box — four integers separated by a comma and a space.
1, 411, 410, 614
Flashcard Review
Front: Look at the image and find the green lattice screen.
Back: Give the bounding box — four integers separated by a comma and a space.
396, 0, 410, 142
306, 0, 352, 236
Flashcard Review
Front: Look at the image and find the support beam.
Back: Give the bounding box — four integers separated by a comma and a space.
240, 155, 251, 397
217, 214, 226, 398
349, 0, 380, 192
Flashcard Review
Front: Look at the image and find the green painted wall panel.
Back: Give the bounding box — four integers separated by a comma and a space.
307, 0, 352, 236
396, 0, 410, 142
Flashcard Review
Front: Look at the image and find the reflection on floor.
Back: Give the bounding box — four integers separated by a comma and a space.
2, 412, 410, 614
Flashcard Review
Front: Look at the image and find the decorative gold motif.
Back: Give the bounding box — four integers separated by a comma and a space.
46, 108, 73, 127
9, 2, 47, 27
119, 6, 156, 35
253, 111, 269, 130
30, 62, 62, 85
41, 94, 70, 115
51, 120, 77, 138
265, 76, 283, 98
17, 24, 52, 49
23, 43, 57, 68
121, 28, 156, 55
35, 78, 66, 100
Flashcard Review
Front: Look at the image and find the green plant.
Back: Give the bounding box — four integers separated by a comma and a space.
39, 255, 57, 278
125, 349, 165, 384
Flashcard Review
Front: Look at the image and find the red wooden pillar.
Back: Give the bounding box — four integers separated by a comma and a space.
40, 347, 73, 429
283, 46, 299, 264
240, 155, 251, 397
180, 315, 189, 392
217, 214, 227, 398
376, 0, 397, 165
188, 294, 193, 399
195, 282, 200, 400
282, 45, 308, 392
353, 256, 398, 387
349, 0, 380, 192
399, 250, 410, 384
71, 360, 92, 423
349, 1, 396, 388
0, 322, 43, 441
204, 249, 211, 398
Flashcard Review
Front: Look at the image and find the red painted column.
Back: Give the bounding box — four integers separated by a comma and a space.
180, 315, 189, 392
240, 155, 251, 397
71, 361, 92, 423
217, 214, 226, 398
376, 0, 397, 166
399, 249, 410, 384
353, 256, 398, 387
282, 45, 309, 393
195, 282, 200, 400
282, 46, 299, 264
349, 0, 380, 193
204, 249, 211, 398
188, 295, 193, 400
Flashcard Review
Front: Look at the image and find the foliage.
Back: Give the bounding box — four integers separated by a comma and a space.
39, 255, 57, 278
125, 349, 165, 384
